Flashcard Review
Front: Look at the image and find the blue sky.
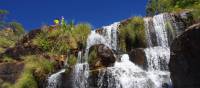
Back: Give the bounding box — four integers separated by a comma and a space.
0, 0, 147, 31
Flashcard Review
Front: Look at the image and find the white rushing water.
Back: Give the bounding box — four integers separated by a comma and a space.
47, 69, 66, 88
144, 17, 154, 47
97, 14, 172, 88
144, 13, 171, 71
73, 63, 89, 88
144, 46, 170, 71
86, 31, 108, 50
73, 22, 120, 88
98, 54, 171, 88
73, 51, 89, 88
47, 13, 173, 88
152, 14, 169, 47
86, 22, 120, 51
144, 13, 172, 87
102, 22, 120, 50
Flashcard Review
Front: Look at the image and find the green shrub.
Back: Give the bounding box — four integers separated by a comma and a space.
67, 54, 77, 66
13, 55, 55, 88
1, 82, 12, 88
119, 17, 146, 52
33, 22, 92, 54
9, 22, 25, 36
14, 70, 38, 88
88, 47, 98, 68
146, 0, 200, 20
72, 23, 91, 48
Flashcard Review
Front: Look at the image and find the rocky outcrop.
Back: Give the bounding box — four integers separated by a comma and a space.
128, 48, 147, 68
97, 44, 116, 66
169, 23, 200, 88
0, 29, 43, 59
61, 69, 74, 88
88, 44, 116, 70
0, 62, 24, 83
169, 11, 194, 36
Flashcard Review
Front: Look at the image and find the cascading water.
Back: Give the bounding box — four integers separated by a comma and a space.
73, 22, 120, 88
143, 13, 172, 87
153, 14, 169, 47
98, 54, 154, 88
73, 51, 89, 88
144, 13, 171, 71
46, 69, 66, 88
98, 54, 172, 88
144, 17, 154, 47
86, 31, 109, 50
96, 14, 173, 88
102, 22, 120, 50
46, 13, 174, 88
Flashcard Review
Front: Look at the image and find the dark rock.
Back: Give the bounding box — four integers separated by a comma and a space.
16, 29, 42, 45
169, 23, 200, 88
61, 69, 74, 88
169, 11, 194, 37
128, 48, 147, 68
0, 29, 44, 59
97, 44, 116, 66
0, 62, 24, 83
88, 44, 116, 70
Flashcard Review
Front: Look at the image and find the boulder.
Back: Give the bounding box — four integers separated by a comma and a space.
88, 44, 116, 70
128, 48, 147, 68
169, 23, 200, 88
97, 44, 116, 66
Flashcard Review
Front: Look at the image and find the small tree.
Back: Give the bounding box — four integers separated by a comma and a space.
9, 22, 25, 36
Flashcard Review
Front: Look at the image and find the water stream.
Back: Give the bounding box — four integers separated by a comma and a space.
47, 13, 174, 88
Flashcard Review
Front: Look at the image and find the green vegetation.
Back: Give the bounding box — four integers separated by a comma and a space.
13, 55, 55, 88
9, 22, 25, 36
88, 46, 98, 68
67, 54, 77, 66
0, 28, 24, 53
72, 23, 91, 48
146, 0, 200, 20
0, 10, 9, 15
33, 22, 91, 54
119, 17, 146, 52
0, 10, 25, 53
0, 55, 55, 88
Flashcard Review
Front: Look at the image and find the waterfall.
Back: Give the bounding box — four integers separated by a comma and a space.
98, 54, 171, 88
86, 31, 108, 50
102, 22, 120, 50
46, 69, 66, 88
144, 17, 154, 47
143, 13, 172, 87
144, 13, 171, 71
73, 51, 89, 88
86, 22, 120, 50
72, 22, 120, 88
97, 13, 173, 88
47, 56, 68, 88
153, 14, 169, 47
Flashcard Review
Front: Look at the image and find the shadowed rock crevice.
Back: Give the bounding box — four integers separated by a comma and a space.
169, 23, 200, 88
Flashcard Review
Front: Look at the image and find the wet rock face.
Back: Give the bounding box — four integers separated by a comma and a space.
169, 23, 200, 88
169, 11, 194, 36
0, 62, 24, 83
97, 45, 116, 66
88, 44, 116, 70
61, 69, 74, 88
128, 48, 146, 68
